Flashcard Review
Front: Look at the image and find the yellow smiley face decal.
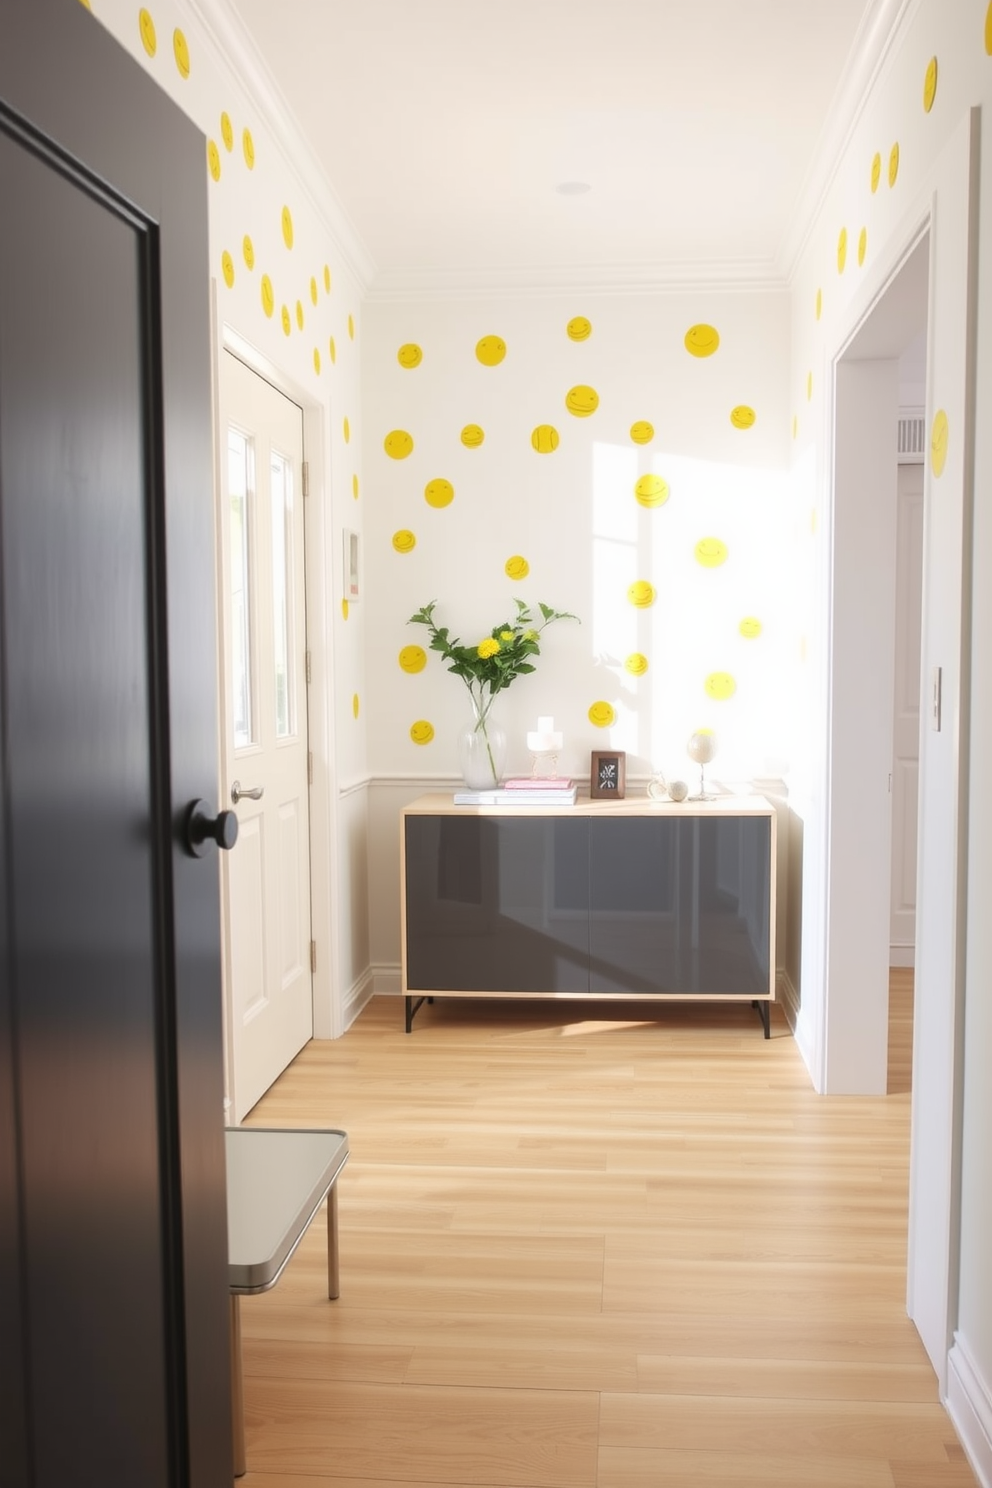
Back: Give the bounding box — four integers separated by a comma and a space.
816, 287, 823, 320
281, 305, 291, 337
986, 1, 992, 55
343, 417, 350, 443
476, 335, 506, 366
242, 235, 255, 270
695, 537, 728, 568
858, 228, 868, 267
837, 227, 848, 273
739, 617, 762, 639
889, 142, 900, 187
296, 300, 305, 331
352, 475, 359, 500
807, 370, 813, 401
220, 112, 233, 151
628, 579, 656, 608
323, 265, 331, 293
397, 342, 422, 369
634, 474, 670, 509
328, 336, 336, 364
392, 529, 416, 553
705, 672, 737, 701
341, 599, 349, 620
173, 27, 190, 78
352, 694, 360, 720
242, 128, 255, 170
871, 152, 881, 193
410, 720, 435, 746
348, 314, 355, 340
625, 653, 649, 676
207, 140, 221, 182
923, 56, 938, 113
310, 276, 318, 305
384, 429, 413, 460
424, 478, 454, 508
398, 646, 427, 674
461, 424, 485, 448
220, 250, 234, 288
565, 384, 599, 417
505, 554, 530, 581
566, 316, 592, 341
931, 409, 949, 477
730, 405, 756, 430
531, 424, 559, 453
281, 206, 294, 250
684, 323, 720, 358
260, 275, 274, 318
630, 420, 654, 445
588, 701, 616, 728
313, 349, 321, 375
138, 8, 157, 55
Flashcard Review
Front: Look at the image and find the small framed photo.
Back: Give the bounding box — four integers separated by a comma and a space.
590, 750, 626, 800
344, 529, 360, 601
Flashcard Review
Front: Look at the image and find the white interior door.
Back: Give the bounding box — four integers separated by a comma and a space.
219, 350, 313, 1120
890, 460, 924, 963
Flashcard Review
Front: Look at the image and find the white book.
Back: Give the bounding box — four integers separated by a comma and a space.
453, 786, 578, 806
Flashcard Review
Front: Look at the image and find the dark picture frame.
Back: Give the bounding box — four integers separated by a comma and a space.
590, 749, 626, 799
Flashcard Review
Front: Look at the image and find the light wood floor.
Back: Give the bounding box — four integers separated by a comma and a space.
240, 973, 977, 1487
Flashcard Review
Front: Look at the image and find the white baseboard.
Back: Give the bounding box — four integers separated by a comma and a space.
947, 1336, 992, 1488
342, 968, 375, 1031
889, 943, 916, 968
372, 963, 402, 997
777, 968, 800, 1031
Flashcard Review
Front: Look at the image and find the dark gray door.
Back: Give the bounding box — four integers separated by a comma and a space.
0, 1, 230, 1484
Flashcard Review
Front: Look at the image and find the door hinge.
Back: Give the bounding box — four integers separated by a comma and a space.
310, 940, 317, 974
302, 460, 309, 498
305, 650, 312, 685
307, 750, 313, 785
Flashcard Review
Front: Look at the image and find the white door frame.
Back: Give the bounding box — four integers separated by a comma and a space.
209, 305, 340, 1120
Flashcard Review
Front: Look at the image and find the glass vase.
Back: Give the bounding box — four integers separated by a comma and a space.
458, 687, 507, 790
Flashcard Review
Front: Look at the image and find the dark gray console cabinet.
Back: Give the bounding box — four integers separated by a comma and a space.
401, 795, 775, 1035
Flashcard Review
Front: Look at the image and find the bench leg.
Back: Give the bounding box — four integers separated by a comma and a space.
327, 1184, 340, 1300
230, 1295, 246, 1477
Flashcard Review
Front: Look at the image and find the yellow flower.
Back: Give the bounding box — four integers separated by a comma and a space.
477, 638, 501, 659
523, 629, 538, 641
500, 630, 515, 641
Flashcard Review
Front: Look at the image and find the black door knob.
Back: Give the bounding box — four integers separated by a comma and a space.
185, 799, 239, 858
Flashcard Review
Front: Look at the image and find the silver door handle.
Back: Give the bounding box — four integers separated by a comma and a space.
230, 780, 264, 804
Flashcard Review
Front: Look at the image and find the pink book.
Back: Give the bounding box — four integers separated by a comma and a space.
503, 776, 574, 790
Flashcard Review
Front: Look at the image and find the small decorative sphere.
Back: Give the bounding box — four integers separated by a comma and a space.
687, 730, 717, 766
669, 780, 689, 802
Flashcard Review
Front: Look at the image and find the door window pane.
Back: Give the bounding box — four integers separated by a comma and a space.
228, 428, 254, 748
270, 449, 295, 739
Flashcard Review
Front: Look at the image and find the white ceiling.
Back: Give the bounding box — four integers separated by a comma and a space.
223, 0, 899, 295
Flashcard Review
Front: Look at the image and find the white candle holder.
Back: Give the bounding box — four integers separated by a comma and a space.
526, 715, 564, 778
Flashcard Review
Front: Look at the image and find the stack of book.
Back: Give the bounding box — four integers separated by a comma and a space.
453, 776, 577, 806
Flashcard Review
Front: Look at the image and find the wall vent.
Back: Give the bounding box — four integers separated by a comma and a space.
897, 409, 926, 464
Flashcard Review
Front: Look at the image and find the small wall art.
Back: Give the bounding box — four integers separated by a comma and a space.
590, 749, 626, 800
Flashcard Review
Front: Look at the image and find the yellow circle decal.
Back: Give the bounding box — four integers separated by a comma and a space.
837, 226, 848, 273
566, 316, 592, 342
476, 335, 506, 366
986, 1, 992, 54
323, 265, 331, 293
424, 478, 454, 508
220, 112, 234, 151
705, 672, 737, 701
871, 152, 881, 193
310, 276, 318, 305
281, 206, 294, 250
815, 287, 823, 320
461, 424, 485, 448
695, 537, 728, 568
328, 336, 336, 364
931, 409, 949, 477
348, 314, 355, 340
352, 475, 359, 500
139, 8, 157, 56
685, 323, 720, 357
207, 140, 221, 182
625, 653, 649, 676
341, 599, 349, 621
384, 429, 413, 460
531, 424, 559, 453
565, 384, 599, 417
221, 250, 234, 288
889, 142, 900, 187
505, 554, 530, 581
343, 417, 350, 444
173, 28, 190, 79
242, 235, 255, 270
410, 720, 435, 746
858, 227, 868, 267
588, 701, 616, 728
280, 305, 291, 337
352, 694, 360, 720
243, 128, 255, 170
260, 275, 274, 318
923, 56, 938, 113
628, 579, 656, 608
630, 420, 654, 445
296, 300, 304, 331
399, 646, 427, 674
634, 474, 670, 508
730, 405, 756, 430
739, 616, 762, 639
392, 529, 416, 553
313, 348, 321, 375
397, 342, 422, 369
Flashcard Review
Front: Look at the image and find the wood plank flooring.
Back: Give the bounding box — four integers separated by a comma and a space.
239, 975, 977, 1487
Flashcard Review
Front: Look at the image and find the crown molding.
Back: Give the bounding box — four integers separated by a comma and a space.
365, 258, 789, 303
184, 0, 377, 292
777, 0, 919, 282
